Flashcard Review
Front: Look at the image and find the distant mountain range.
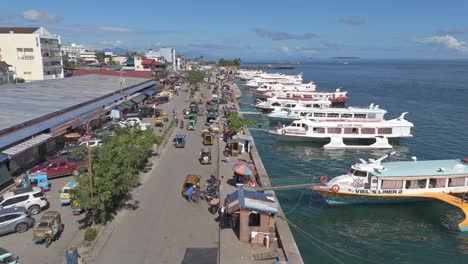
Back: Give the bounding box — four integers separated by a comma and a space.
102, 47, 131, 56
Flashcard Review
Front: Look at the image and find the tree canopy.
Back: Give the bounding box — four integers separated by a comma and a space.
186, 70, 206, 86
226, 112, 256, 135
218, 58, 241, 67
72, 127, 157, 223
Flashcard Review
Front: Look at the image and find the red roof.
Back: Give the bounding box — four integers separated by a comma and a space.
142, 59, 165, 66
0, 61, 11, 67
72, 69, 153, 79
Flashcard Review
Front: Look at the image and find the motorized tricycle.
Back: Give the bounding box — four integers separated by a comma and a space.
32, 211, 63, 248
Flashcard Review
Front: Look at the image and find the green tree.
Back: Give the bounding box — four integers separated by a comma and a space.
95, 51, 105, 63
217, 58, 241, 67
227, 112, 255, 135
72, 127, 157, 223
186, 70, 206, 87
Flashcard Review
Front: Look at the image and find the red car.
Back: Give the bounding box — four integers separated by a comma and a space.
30, 156, 85, 179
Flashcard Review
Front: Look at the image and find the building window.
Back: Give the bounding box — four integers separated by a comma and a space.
249, 213, 261, 226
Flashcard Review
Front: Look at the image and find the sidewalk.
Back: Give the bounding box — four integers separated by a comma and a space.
217, 101, 283, 264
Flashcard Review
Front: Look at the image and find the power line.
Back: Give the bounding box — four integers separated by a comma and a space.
280, 216, 382, 264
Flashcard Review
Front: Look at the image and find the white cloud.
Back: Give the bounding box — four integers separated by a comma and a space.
22, 9, 63, 23
281, 46, 289, 53
417, 35, 468, 54
96, 26, 135, 33
339, 16, 365, 26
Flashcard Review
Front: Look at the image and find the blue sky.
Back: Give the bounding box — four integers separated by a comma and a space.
1, 0, 468, 60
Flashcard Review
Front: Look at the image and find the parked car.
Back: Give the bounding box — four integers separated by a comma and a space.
137, 107, 154, 118
0, 187, 48, 215
30, 156, 85, 178
125, 112, 143, 120
78, 138, 103, 148
57, 145, 85, 156
0, 207, 34, 236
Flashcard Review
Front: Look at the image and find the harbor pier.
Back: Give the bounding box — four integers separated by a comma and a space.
240, 65, 296, 70
218, 79, 304, 263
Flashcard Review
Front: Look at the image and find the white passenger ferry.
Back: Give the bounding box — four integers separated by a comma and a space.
312, 152, 468, 231
269, 113, 413, 141
266, 103, 387, 122
255, 81, 317, 93
252, 88, 348, 107
254, 97, 332, 113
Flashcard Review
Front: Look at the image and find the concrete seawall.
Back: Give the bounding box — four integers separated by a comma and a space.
231, 81, 304, 264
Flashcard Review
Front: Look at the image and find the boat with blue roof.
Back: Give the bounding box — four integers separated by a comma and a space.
313, 152, 468, 231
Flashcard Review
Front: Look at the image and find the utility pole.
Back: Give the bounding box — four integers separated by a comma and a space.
69, 115, 95, 226
85, 121, 95, 226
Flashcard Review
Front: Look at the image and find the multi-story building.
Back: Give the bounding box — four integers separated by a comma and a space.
145, 48, 176, 70
79, 51, 98, 64
0, 27, 63, 81
159, 47, 176, 70
61, 43, 86, 62
0, 61, 13, 84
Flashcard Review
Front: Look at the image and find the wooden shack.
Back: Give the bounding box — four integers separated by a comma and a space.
226, 189, 278, 243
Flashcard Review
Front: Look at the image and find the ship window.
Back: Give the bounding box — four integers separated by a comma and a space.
314, 113, 325, 117
272, 102, 281, 106
313, 104, 321, 108
327, 128, 342, 134
300, 112, 308, 116
354, 114, 366, 119
327, 113, 339, 118
378, 128, 392, 134
352, 170, 368, 177
368, 113, 376, 119
341, 113, 352, 118
361, 128, 375, 134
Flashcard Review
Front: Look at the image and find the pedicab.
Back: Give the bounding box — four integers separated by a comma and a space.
59, 181, 78, 205
70, 199, 83, 215
32, 211, 63, 248
202, 132, 214, 145
22, 172, 50, 191
187, 114, 197, 130
161, 112, 169, 122
181, 175, 200, 203
0, 248, 18, 264
155, 117, 164, 127
199, 148, 212, 165
173, 134, 186, 148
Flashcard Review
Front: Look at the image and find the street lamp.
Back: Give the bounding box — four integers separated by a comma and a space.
120, 69, 125, 95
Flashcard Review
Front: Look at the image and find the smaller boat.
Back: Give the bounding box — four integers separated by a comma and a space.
312, 153, 468, 231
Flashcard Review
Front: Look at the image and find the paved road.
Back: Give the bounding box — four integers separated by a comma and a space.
93, 84, 219, 264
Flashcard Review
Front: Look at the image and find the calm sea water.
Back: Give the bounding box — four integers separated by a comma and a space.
238, 60, 468, 264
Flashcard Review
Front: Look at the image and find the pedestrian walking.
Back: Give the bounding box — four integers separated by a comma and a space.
186, 185, 194, 203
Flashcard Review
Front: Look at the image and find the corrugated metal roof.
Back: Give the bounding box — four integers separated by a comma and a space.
0, 153, 8, 163
2, 134, 52, 157
131, 94, 147, 104
0, 80, 156, 150
0, 75, 152, 134
226, 189, 277, 214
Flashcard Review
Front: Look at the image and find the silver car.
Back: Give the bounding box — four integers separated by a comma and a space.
0, 207, 34, 236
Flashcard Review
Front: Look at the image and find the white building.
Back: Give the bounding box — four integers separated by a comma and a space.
61, 43, 86, 62
79, 51, 98, 64
0, 27, 64, 81
145, 47, 176, 70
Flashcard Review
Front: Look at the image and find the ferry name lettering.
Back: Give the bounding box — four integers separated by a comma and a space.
354, 189, 403, 194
